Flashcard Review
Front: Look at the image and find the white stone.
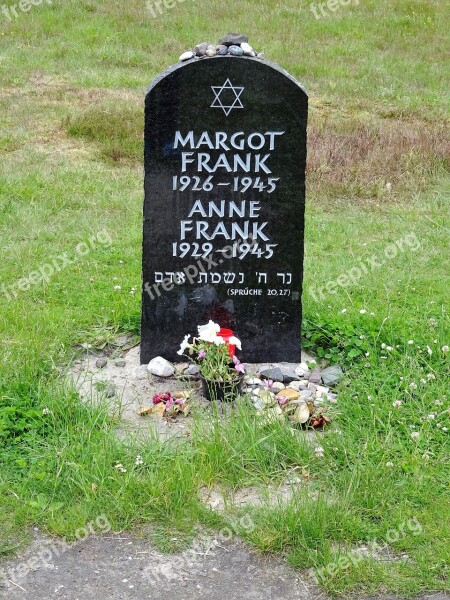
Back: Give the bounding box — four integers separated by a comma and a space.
240, 42, 254, 56
147, 357, 174, 378
179, 51, 195, 61
295, 362, 310, 376
252, 388, 260, 397
247, 377, 262, 386
315, 385, 330, 398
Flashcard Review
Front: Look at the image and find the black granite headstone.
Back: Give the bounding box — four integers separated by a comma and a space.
141, 54, 308, 363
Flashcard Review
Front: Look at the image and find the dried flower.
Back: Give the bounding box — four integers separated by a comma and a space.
411, 432, 420, 441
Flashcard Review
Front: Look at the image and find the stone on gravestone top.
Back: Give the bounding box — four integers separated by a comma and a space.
140, 36, 308, 364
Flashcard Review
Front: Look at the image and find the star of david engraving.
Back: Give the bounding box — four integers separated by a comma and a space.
210, 79, 244, 116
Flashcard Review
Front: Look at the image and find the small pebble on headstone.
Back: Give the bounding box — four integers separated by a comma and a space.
216, 44, 228, 55
179, 51, 195, 62
240, 42, 255, 56
96, 358, 107, 369
228, 45, 244, 56
205, 45, 217, 57
114, 359, 126, 367
193, 42, 209, 56
218, 33, 249, 46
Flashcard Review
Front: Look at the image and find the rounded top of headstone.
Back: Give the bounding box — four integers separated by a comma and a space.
147, 41, 308, 96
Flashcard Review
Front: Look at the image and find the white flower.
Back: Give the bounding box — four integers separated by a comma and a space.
360, 309, 367, 314
409, 382, 418, 390
177, 334, 191, 356
314, 445, 324, 458
386, 461, 394, 467
365, 352, 370, 357
197, 320, 222, 344
228, 335, 242, 351
442, 345, 449, 353
386, 346, 393, 352
427, 373, 436, 380
393, 400, 402, 408
420, 378, 427, 384
435, 400, 443, 406
42, 408, 51, 415
381, 343, 386, 349
422, 453, 430, 462
114, 285, 121, 291
135, 455, 144, 466
408, 340, 414, 345
442, 427, 448, 432
411, 432, 420, 441
341, 308, 347, 313
426, 345, 433, 356
370, 312, 375, 316
427, 414, 435, 420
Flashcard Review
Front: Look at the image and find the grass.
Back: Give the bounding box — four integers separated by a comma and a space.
0, 0, 449, 596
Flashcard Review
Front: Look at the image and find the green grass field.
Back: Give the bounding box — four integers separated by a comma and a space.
0, 0, 449, 596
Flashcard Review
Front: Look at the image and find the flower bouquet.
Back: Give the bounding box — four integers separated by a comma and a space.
177, 320, 245, 401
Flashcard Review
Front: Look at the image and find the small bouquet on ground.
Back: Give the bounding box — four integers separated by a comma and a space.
138, 391, 190, 419
177, 320, 245, 382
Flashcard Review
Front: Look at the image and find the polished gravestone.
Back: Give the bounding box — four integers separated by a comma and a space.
141, 53, 308, 363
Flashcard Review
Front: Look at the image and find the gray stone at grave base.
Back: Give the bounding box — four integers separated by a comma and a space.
321, 364, 344, 385
280, 368, 301, 383
260, 367, 284, 383
141, 51, 308, 364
